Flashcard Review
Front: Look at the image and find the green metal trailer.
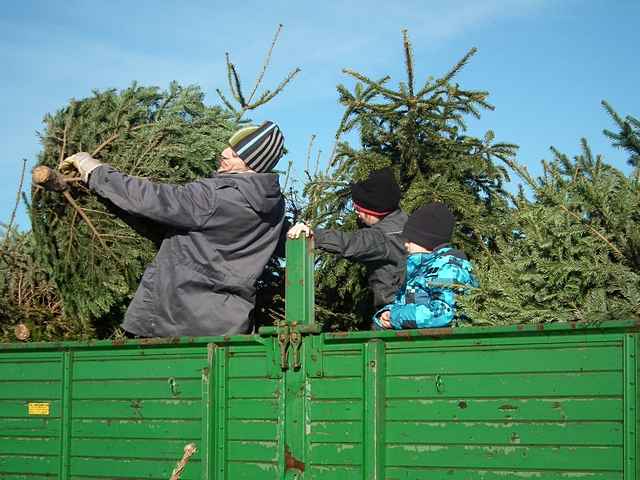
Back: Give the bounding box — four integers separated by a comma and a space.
1, 238, 638, 479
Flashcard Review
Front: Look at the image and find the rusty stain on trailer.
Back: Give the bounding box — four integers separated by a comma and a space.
284, 444, 305, 472
330, 331, 350, 337
418, 327, 454, 337
393, 327, 454, 340
138, 336, 183, 346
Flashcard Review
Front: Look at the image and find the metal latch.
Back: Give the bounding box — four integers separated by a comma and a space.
277, 322, 290, 370
290, 330, 302, 370
262, 321, 321, 371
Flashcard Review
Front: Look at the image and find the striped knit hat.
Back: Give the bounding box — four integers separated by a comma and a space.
228, 121, 285, 173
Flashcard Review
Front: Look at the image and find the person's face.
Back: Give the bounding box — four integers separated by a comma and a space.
404, 241, 430, 253
218, 147, 250, 173
356, 210, 380, 226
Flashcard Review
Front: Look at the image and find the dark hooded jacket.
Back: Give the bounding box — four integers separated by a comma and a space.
314, 210, 408, 309
89, 165, 285, 337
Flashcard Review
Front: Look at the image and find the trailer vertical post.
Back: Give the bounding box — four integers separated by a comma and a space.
624, 333, 637, 480
285, 237, 315, 327
58, 350, 72, 480
364, 339, 385, 479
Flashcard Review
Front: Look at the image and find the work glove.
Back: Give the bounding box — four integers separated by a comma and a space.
59, 152, 102, 183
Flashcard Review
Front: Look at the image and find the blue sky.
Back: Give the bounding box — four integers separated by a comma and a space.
1, 0, 638, 229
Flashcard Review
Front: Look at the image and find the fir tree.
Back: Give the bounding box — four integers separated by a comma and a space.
460, 103, 640, 325
302, 31, 517, 329
602, 100, 640, 168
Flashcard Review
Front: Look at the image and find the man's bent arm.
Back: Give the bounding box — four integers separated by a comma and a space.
314, 228, 389, 262
89, 165, 216, 230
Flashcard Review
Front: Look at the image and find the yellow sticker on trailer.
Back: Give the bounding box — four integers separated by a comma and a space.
28, 402, 50, 416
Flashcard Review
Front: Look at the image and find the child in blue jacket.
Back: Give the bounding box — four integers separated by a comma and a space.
374, 203, 478, 329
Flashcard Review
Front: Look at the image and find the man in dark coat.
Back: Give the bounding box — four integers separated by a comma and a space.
60, 121, 286, 337
288, 167, 407, 310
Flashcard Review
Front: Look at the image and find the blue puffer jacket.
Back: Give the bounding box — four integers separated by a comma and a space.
374, 245, 478, 329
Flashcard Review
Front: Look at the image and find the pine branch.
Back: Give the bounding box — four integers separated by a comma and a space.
441, 47, 478, 86
217, 25, 300, 121
305, 134, 316, 174
250, 67, 301, 109
402, 29, 415, 97
92, 123, 153, 157
601, 100, 625, 128
65, 208, 79, 266
327, 138, 341, 168
229, 62, 246, 108
153, 85, 179, 122
131, 132, 166, 175
246, 24, 283, 106
416, 47, 477, 98
2, 158, 27, 251
559, 204, 624, 260
215, 88, 237, 114
58, 107, 74, 166
342, 69, 404, 101
336, 84, 355, 103
334, 77, 390, 141
62, 191, 108, 250
314, 148, 323, 177
282, 159, 293, 191
601, 101, 640, 167
225, 53, 242, 104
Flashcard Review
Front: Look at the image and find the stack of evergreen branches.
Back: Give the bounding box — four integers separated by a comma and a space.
26, 82, 237, 339
0, 227, 61, 340
460, 123, 640, 325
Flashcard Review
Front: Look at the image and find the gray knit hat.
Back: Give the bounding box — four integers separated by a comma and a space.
228, 121, 285, 173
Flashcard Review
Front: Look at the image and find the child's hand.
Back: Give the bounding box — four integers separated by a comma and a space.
288, 223, 313, 239
378, 310, 392, 329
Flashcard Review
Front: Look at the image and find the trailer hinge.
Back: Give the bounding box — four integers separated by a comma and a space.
277, 322, 290, 370
266, 321, 321, 371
